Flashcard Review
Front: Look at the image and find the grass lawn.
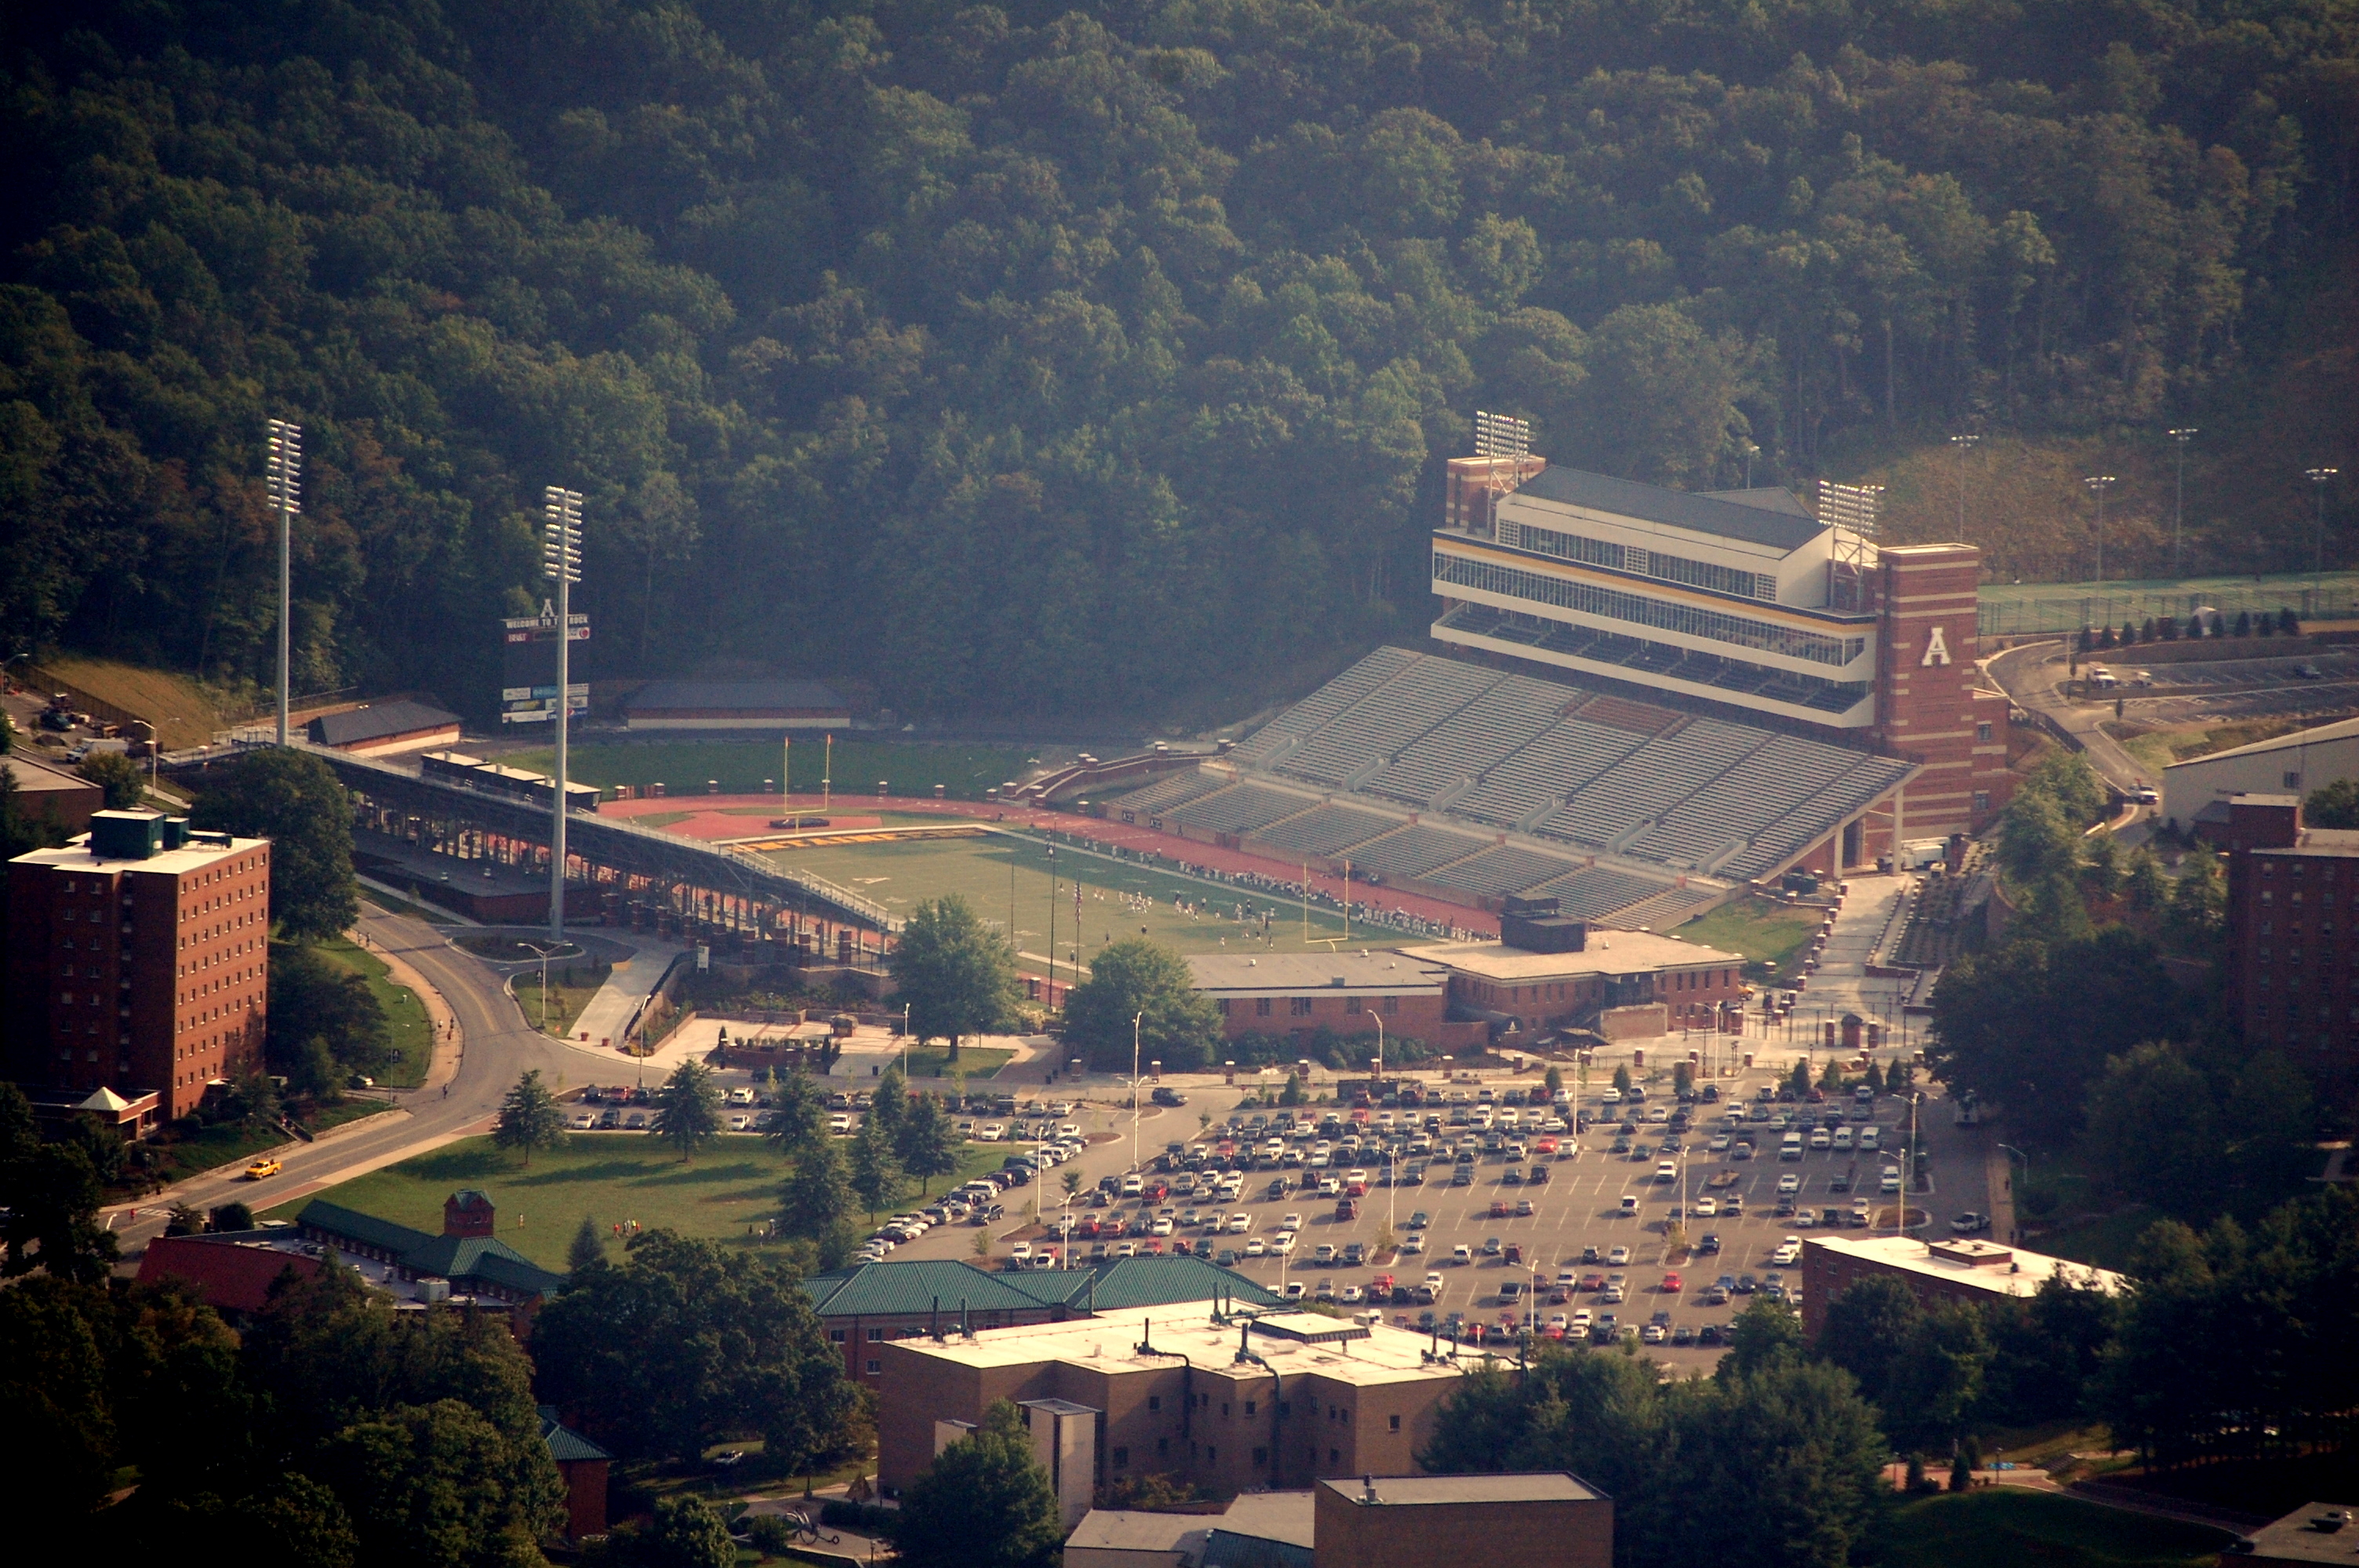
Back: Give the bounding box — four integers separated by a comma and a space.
898, 1046, 1016, 1080
758, 831, 1353, 963
313, 935, 434, 1088
260, 1134, 1011, 1270
1870, 1488, 2230, 1568
506, 740, 1037, 801
2035, 1205, 2165, 1271
515, 969, 612, 1040
1675, 897, 1823, 982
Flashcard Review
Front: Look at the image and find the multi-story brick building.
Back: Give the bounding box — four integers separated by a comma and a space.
878, 1305, 1478, 1506
1800, 1235, 2122, 1338
2219, 793, 2359, 1101
5, 809, 271, 1127
1408, 927, 1747, 1037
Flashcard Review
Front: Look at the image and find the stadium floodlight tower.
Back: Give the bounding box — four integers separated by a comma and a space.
2168, 429, 2197, 575
2310, 468, 2340, 600
543, 485, 583, 940
264, 419, 301, 746
2082, 475, 2117, 580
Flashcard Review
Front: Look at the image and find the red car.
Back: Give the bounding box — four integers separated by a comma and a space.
1660, 1272, 1683, 1294
1489, 1200, 1510, 1218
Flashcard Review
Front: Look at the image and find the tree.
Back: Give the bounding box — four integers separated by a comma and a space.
1787, 1057, 1812, 1099
889, 1400, 1063, 1568
267, 945, 394, 1083
765, 1069, 826, 1156
895, 1094, 961, 1193
2084, 1044, 2219, 1214
1544, 1065, 1562, 1095
209, 1202, 255, 1233
651, 1060, 723, 1162
1062, 938, 1222, 1073
567, 1215, 606, 1274
2308, 780, 2359, 829
848, 1112, 906, 1221
870, 1064, 907, 1149
187, 750, 358, 944
77, 749, 144, 808
1817, 1272, 1921, 1403
1723, 1296, 1805, 1380
636, 1496, 738, 1568
529, 1230, 852, 1469
890, 895, 1020, 1054
492, 1069, 566, 1167
316, 1397, 563, 1566
780, 1139, 858, 1267
0, 1139, 120, 1283
1612, 1065, 1633, 1093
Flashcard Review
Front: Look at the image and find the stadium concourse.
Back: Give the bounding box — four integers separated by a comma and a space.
1103, 648, 1917, 927
595, 792, 1506, 938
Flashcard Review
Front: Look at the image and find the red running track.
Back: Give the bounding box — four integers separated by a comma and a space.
599, 793, 1499, 938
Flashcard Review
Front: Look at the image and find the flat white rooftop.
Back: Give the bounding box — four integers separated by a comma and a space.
1187, 951, 1451, 996
1401, 931, 1741, 981
15, 833, 264, 873
892, 1305, 1478, 1389
1806, 1235, 2124, 1300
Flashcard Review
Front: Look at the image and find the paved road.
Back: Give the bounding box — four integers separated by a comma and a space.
1987, 641, 2151, 795
108, 907, 579, 1255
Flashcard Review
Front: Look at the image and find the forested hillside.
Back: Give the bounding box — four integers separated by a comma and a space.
2, 2, 2353, 720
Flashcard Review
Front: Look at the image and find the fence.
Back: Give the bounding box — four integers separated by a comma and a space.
1976, 571, 2359, 639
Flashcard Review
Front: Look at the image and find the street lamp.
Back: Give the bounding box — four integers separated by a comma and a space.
2168, 429, 2197, 575
2082, 476, 2116, 581
521, 940, 565, 1033
1949, 433, 1979, 537
2308, 468, 2340, 602
1131, 1011, 1143, 1179
542, 485, 583, 942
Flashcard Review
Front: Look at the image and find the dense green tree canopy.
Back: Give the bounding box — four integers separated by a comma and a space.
529, 1228, 854, 1470
890, 1399, 1063, 1568
186, 750, 359, 943
2, 2, 2350, 717
891, 895, 1020, 1047
1063, 936, 1222, 1071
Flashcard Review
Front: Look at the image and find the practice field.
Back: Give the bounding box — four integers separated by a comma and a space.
504, 740, 1034, 801
260, 1134, 1005, 1270
759, 830, 1358, 965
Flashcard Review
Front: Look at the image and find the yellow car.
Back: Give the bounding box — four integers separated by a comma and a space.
245, 1156, 282, 1180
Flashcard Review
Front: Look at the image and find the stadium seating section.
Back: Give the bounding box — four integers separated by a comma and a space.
1114, 648, 1912, 920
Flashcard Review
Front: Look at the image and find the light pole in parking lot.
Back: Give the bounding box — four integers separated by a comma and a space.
1131, 1011, 1143, 1178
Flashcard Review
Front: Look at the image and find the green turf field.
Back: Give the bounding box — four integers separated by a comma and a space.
1869, 1488, 2230, 1568
506, 739, 1034, 800
758, 831, 1358, 967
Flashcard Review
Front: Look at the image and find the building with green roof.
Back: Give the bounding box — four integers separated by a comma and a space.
294, 1195, 566, 1304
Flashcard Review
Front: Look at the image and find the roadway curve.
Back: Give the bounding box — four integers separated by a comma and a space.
108, 908, 587, 1258
1986, 641, 2154, 797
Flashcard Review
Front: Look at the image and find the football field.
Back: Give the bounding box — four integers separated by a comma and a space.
758, 830, 1358, 968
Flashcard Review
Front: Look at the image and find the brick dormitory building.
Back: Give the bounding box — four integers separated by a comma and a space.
6, 808, 271, 1131
2219, 793, 2359, 1102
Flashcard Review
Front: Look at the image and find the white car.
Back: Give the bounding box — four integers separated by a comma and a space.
1227, 1213, 1251, 1233
1282, 1281, 1307, 1301
1271, 1232, 1296, 1254
828, 1114, 853, 1135
1245, 1238, 1267, 1258
1059, 1123, 1081, 1138
1859, 1127, 1881, 1151
1150, 1218, 1174, 1236
1010, 1242, 1033, 1262
1608, 1245, 1631, 1266
1451, 1244, 1473, 1265
1399, 1236, 1424, 1255
1776, 1173, 1801, 1194
1881, 1167, 1903, 1192
729, 1114, 751, 1131
1692, 1197, 1718, 1218
1708, 1134, 1731, 1152
1121, 1174, 1144, 1197
1341, 1285, 1365, 1304
570, 1112, 597, 1129
978, 1123, 1005, 1142
1281, 1212, 1303, 1231
1772, 1237, 1803, 1265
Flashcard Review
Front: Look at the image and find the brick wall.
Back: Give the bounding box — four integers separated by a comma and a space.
1874, 545, 2015, 842
1313, 1486, 1613, 1568
1212, 989, 1453, 1040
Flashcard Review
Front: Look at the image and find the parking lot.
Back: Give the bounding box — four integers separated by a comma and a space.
991, 1077, 1942, 1371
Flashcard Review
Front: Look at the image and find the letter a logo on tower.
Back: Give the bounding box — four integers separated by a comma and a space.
1921, 626, 1952, 667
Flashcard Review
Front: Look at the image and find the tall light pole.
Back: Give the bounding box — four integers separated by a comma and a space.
1948, 433, 1979, 537
2082, 475, 2116, 581
1131, 1011, 1143, 1178
264, 419, 301, 746
2168, 429, 2197, 575
2309, 468, 2340, 604
522, 940, 563, 1033
542, 486, 583, 941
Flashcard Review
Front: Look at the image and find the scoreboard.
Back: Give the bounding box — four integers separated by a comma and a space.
500, 603, 589, 724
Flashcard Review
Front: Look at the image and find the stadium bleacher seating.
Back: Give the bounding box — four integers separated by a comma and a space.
1112, 770, 1236, 816
1110, 646, 1915, 903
